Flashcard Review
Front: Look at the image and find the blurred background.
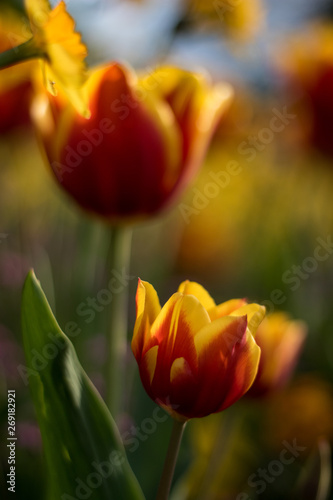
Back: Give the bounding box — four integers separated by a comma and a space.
1, 0, 333, 499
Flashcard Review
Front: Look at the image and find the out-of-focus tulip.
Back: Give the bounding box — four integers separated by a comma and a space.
187, 0, 264, 40
0, 1, 89, 116
266, 376, 333, 451
0, 9, 33, 133
131, 279, 265, 421
276, 23, 333, 158
24, 0, 89, 116
247, 312, 307, 397
33, 63, 232, 220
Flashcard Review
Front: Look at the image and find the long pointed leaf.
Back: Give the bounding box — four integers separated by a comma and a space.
21, 270, 145, 500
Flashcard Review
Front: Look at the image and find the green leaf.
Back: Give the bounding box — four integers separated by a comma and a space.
21, 270, 145, 500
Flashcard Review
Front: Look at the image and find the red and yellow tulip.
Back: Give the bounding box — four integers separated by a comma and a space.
33, 63, 232, 220
131, 280, 265, 421
276, 22, 333, 158
247, 312, 307, 397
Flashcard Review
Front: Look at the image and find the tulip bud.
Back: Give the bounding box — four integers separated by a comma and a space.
132, 279, 265, 421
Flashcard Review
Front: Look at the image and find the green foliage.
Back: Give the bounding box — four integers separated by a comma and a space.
21, 270, 145, 500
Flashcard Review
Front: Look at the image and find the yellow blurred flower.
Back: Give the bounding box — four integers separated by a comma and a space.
0, 1, 89, 116
247, 312, 307, 397
277, 22, 333, 85
24, 0, 89, 116
276, 22, 333, 158
266, 376, 333, 452
189, 0, 264, 40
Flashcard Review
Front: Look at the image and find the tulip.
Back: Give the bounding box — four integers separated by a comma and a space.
276, 23, 333, 158
32, 63, 232, 220
0, 0, 89, 116
247, 312, 307, 397
185, 0, 264, 40
131, 280, 265, 421
266, 376, 333, 451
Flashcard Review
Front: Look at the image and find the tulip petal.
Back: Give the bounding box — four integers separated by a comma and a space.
61, 63, 177, 217
230, 304, 266, 337
140, 67, 233, 204
150, 294, 210, 399
194, 315, 247, 355
178, 280, 216, 314
136, 82, 182, 191
190, 315, 246, 416
170, 357, 192, 383
193, 317, 260, 415
217, 330, 261, 411
179, 79, 233, 178
25, 0, 50, 26
214, 298, 247, 318
251, 314, 307, 396
151, 293, 210, 349
273, 320, 306, 387
141, 345, 159, 387
169, 357, 198, 420
26, 0, 89, 117
131, 280, 161, 362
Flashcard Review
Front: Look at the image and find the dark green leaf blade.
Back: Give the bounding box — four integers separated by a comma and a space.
21, 270, 145, 500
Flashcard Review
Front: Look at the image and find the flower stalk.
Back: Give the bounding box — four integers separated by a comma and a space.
0, 39, 44, 70
156, 419, 187, 500
105, 226, 133, 417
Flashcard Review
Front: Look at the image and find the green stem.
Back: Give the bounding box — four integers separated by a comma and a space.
156, 419, 187, 500
0, 39, 44, 70
105, 226, 133, 418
